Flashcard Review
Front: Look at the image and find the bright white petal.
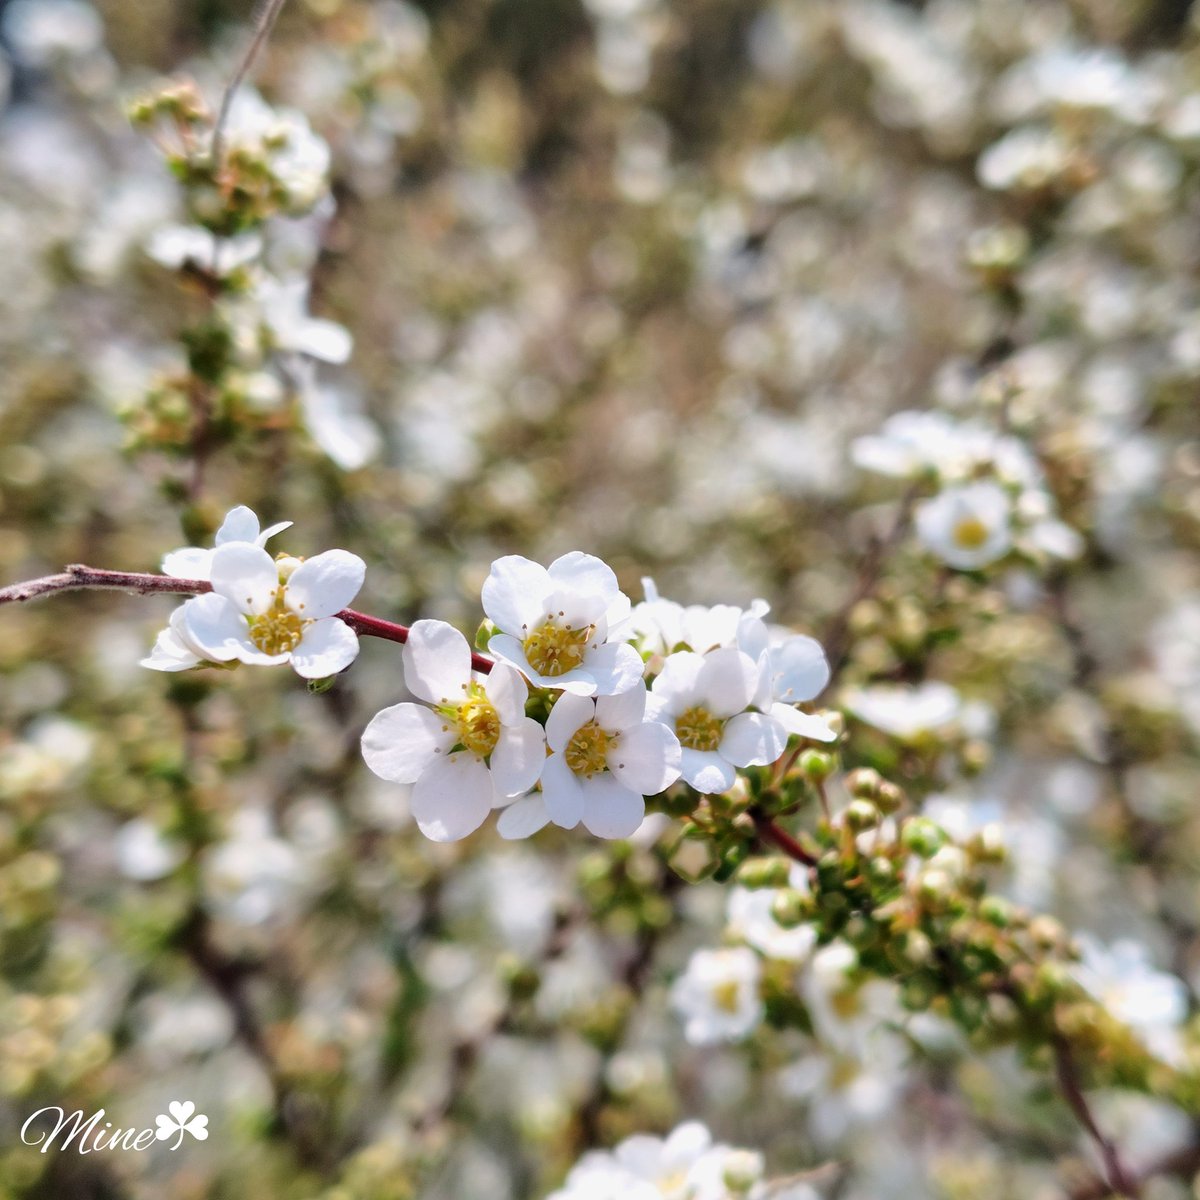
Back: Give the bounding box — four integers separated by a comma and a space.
299, 317, 353, 364
595, 680, 647, 732
681, 748, 736, 794
770, 635, 831, 702
361, 703, 454, 783
481, 556, 552, 635
403, 619, 471, 705
546, 551, 621, 600
161, 546, 212, 580
699, 647, 761, 718
255, 520, 293, 546
284, 549, 365, 619
651, 651, 707, 712
496, 794, 552, 839
290, 618, 359, 678
209, 543, 280, 615
771, 703, 837, 742
540, 754, 584, 828
215, 505, 260, 544
489, 719, 546, 796
608, 720, 681, 794
181, 593, 251, 661
582, 641, 645, 696
483, 662, 527, 726
720, 711, 789, 768
579, 774, 645, 839
545, 692, 595, 752
411, 753, 493, 842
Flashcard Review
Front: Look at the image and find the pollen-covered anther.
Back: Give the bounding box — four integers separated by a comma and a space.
952, 516, 991, 549
523, 620, 592, 677
456, 693, 501, 758
248, 593, 306, 655
675, 705, 724, 752
564, 720, 611, 777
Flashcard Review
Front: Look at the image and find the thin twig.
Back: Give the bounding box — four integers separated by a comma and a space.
211, 0, 291, 168
0, 564, 495, 673
752, 813, 818, 867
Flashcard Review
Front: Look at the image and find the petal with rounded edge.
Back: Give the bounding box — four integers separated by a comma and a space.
770, 703, 837, 742
483, 662, 527, 726
699, 647, 761, 718
481, 556, 551, 635
581, 641, 644, 696
209, 543, 279, 614
540, 754, 584, 828
579, 774, 645, 839
650, 651, 706, 712
161, 546, 212, 581
411, 753, 492, 842
285, 549, 366, 619
680, 747, 736, 794
361, 703, 454, 783
720, 711, 788, 768
545, 692, 595, 752
291, 617, 359, 678
608, 720, 681, 794
496, 794, 551, 840
181, 593, 250, 661
404, 619, 471, 705
214, 505, 260, 544
489, 718, 546, 796
595, 680, 646, 732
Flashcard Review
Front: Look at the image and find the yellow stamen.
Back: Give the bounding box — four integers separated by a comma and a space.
248, 590, 306, 655
564, 720, 611, 777
952, 516, 991, 550
523, 620, 591, 677
711, 979, 742, 1014
675, 705, 724, 752
456, 691, 501, 758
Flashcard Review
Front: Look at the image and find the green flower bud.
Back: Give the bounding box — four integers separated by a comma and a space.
771, 888, 815, 928
902, 817, 947, 858
844, 798, 880, 831
845, 767, 883, 799
734, 856, 792, 889
797, 748, 834, 780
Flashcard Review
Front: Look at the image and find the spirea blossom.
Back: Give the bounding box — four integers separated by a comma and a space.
163, 542, 365, 679
361, 620, 546, 842
915, 480, 1013, 570
670, 946, 763, 1045
497, 684, 681, 840
483, 552, 644, 695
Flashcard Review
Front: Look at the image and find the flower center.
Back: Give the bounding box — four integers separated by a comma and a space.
248, 592, 306, 655
711, 979, 742, 1014
675, 705, 724, 752
564, 720, 611, 777
456, 692, 501, 758
952, 516, 990, 549
523, 620, 591, 677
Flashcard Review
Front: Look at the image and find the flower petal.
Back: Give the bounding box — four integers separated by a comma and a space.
290, 617, 359, 678
361, 703, 454, 783
181, 594, 251, 662
720, 711, 789, 768
581, 641, 644, 696
411, 752, 493, 842
483, 662, 527, 726
608, 721, 681, 795
680, 748, 736, 794
404, 619, 471, 705
496, 793, 551, 840
214, 505, 260, 544
699, 647, 761, 718
540, 754, 584, 828
490, 718, 546, 796
595, 680, 647, 732
209, 542, 280, 615
256, 520, 293, 546
770, 702, 837, 742
161, 546, 212, 580
545, 692, 595, 753
770, 635, 831, 702
482, 555, 552, 635
284, 549, 366, 619
579, 774, 646, 839
651, 651, 707, 712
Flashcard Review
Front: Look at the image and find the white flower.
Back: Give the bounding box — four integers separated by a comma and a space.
736, 613, 838, 742
498, 683, 680, 840
1073, 936, 1188, 1066
203, 809, 308, 925
670, 946, 763, 1045
483, 552, 644, 695
915, 480, 1013, 569
977, 126, 1073, 193
177, 542, 364, 679
650, 645, 808, 795
292, 358, 381, 470
146, 225, 264, 277
113, 819, 184, 881
161, 504, 292, 581
726, 864, 815, 963
251, 275, 353, 364
851, 410, 981, 479
3, 0, 104, 66
842, 681, 962, 740
361, 620, 546, 842
620, 577, 758, 655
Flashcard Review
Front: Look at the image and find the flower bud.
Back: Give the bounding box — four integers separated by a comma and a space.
845, 767, 884, 799
770, 888, 815, 928
902, 817, 947, 858
723, 1150, 764, 1192
734, 856, 792, 889
797, 748, 834, 781
844, 799, 880, 831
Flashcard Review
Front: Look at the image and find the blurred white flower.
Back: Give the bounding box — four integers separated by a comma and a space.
843, 681, 963, 739
146, 225, 263, 277
915, 480, 1013, 570
726, 864, 815, 963
671, 946, 763, 1045
361, 619, 546, 842
3, 0, 104, 66
978, 126, 1073, 193
203, 809, 308, 925
113, 819, 184, 881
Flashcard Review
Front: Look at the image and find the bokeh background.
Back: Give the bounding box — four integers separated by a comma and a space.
1, 0, 1200, 1196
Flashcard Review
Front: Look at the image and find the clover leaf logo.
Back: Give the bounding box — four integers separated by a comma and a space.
154, 1101, 208, 1149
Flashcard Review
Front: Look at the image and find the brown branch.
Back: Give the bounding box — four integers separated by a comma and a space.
0, 564, 495, 673
753, 813, 818, 866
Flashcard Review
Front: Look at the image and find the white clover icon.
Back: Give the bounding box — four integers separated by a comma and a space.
154, 1100, 209, 1149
